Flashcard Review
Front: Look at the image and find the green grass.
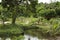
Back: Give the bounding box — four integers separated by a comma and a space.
0, 24, 23, 36
23, 17, 60, 37
16, 17, 38, 26
0, 17, 60, 37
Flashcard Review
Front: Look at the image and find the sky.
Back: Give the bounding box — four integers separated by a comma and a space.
38, 0, 60, 3
38, 0, 51, 3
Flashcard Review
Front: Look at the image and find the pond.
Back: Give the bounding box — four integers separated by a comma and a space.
0, 34, 60, 40
24, 34, 39, 40
0, 22, 60, 40
24, 35, 60, 40
0, 35, 48, 40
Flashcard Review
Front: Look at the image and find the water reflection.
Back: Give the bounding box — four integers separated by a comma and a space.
0, 35, 40, 40
0, 34, 58, 40
0, 38, 1, 40
0, 35, 24, 40
0, 37, 11, 40
5, 38, 11, 40
24, 35, 39, 40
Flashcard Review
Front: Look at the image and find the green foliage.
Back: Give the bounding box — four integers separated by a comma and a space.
55, 7, 60, 16
37, 9, 56, 20
24, 18, 60, 37
1, 0, 60, 38
0, 24, 23, 35
11, 35, 24, 40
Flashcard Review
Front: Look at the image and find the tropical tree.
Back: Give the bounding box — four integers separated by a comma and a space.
0, 5, 8, 25
1, 0, 22, 24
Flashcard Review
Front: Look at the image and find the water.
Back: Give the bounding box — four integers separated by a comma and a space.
0, 35, 60, 40
0, 35, 40, 40
24, 35, 39, 40
5, 38, 11, 40
0, 38, 11, 40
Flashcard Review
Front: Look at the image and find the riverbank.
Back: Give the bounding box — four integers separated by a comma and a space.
0, 17, 60, 40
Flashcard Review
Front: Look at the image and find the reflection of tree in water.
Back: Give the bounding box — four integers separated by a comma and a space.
11, 35, 24, 40
28, 37, 30, 40
0, 35, 24, 40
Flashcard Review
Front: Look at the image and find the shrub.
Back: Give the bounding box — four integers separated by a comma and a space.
55, 7, 60, 17
38, 9, 56, 20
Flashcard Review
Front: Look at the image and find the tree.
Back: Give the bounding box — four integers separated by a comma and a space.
55, 7, 60, 17
0, 5, 8, 25
1, 0, 38, 24
29, 0, 38, 17
2, 0, 22, 24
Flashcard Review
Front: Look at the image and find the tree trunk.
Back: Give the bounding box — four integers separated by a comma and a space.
12, 17, 16, 24
3, 20, 5, 25
11, 5, 19, 24
12, 13, 17, 24
2, 17, 5, 26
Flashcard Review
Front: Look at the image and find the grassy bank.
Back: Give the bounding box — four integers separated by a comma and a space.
0, 17, 60, 38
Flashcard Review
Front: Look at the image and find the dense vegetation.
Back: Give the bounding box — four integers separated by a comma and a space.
0, 0, 60, 40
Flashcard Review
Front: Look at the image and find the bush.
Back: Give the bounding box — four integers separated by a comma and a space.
55, 7, 60, 17
48, 18, 60, 36
38, 9, 56, 20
